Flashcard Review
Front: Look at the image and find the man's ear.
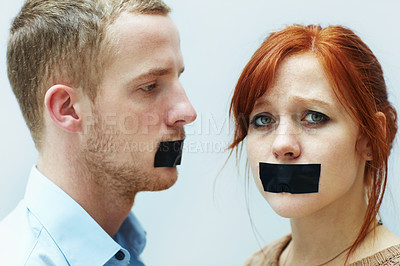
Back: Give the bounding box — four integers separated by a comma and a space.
44, 85, 82, 133
356, 112, 387, 160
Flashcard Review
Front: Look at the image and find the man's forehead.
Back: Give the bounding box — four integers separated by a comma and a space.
95, 11, 183, 93
107, 12, 180, 47
103, 12, 181, 67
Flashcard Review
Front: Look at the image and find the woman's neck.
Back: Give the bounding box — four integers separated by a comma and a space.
280, 185, 369, 266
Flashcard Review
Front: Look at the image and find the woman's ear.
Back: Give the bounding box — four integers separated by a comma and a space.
375, 111, 387, 139
356, 112, 386, 160
44, 85, 83, 133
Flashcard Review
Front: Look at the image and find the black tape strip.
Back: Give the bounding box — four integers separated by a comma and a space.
154, 139, 184, 167
259, 162, 321, 194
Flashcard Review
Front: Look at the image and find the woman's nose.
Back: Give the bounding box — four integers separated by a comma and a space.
271, 120, 301, 160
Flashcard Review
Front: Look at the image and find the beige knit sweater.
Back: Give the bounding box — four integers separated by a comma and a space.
245, 235, 400, 266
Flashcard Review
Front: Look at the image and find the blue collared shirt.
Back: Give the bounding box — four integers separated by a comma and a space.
0, 166, 146, 266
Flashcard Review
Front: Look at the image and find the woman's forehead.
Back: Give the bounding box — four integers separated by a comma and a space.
253, 53, 339, 109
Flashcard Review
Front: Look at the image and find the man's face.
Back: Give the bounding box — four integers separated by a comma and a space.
80, 13, 196, 196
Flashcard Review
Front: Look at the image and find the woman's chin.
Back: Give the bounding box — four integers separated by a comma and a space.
263, 192, 323, 219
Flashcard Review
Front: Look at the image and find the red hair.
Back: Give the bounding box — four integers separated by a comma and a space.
229, 25, 398, 261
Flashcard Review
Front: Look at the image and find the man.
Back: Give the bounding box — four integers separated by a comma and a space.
0, 0, 196, 265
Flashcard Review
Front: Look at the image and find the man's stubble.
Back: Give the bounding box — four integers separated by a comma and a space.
77, 109, 184, 203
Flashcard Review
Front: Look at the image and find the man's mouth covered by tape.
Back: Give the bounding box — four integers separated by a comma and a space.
154, 139, 185, 167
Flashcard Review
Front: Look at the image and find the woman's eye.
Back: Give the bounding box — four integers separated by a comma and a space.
141, 84, 157, 92
303, 111, 330, 124
256, 116, 272, 125
250, 113, 275, 128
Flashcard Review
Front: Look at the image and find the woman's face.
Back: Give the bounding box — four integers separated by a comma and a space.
246, 52, 369, 218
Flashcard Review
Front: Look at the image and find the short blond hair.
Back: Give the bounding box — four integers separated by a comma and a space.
7, 0, 170, 149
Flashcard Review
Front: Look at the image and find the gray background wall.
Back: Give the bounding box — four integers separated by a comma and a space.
1, 0, 399, 265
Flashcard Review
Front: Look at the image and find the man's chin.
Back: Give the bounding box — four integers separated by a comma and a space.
147, 168, 178, 191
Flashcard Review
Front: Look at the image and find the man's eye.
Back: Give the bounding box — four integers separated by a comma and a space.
303, 111, 330, 124
250, 113, 275, 128
141, 84, 157, 92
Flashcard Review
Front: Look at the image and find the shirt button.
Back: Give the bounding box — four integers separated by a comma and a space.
115, 250, 125, 261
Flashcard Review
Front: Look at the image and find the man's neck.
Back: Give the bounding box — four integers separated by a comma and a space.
37, 154, 136, 237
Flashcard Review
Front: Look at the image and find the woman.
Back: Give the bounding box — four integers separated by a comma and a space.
229, 25, 400, 265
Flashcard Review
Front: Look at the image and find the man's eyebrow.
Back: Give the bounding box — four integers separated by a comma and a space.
135, 68, 172, 81
133, 66, 185, 82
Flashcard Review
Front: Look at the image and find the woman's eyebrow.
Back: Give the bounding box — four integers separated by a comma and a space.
254, 95, 333, 110
289, 96, 333, 109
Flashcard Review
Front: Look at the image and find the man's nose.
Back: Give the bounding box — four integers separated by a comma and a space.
271, 120, 301, 161
165, 81, 197, 127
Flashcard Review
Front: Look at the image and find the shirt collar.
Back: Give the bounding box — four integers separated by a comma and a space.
114, 212, 146, 258
24, 166, 146, 265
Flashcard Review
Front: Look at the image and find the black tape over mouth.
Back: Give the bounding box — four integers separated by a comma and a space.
154, 139, 184, 168
259, 162, 321, 194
